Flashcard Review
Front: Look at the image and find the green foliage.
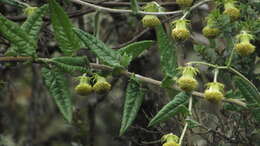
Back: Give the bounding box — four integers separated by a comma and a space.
74, 28, 122, 68
41, 67, 73, 123
148, 92, 190, 127
234, 76, 260, 104
0, 14, 36, 56
0, 0, 27, 8
49, 0, 81, 55
118, 40, 154, 59
155, 24, 178, 77
50, 56, 89, 73
6, 5, 48, 56
120, 77, 145, 136
130, 0, 139, 14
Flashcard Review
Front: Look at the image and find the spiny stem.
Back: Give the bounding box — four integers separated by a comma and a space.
187, 61, 227, 69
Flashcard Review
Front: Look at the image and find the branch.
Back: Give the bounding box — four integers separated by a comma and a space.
0, 56, 246, 107
71, 0, 212, 15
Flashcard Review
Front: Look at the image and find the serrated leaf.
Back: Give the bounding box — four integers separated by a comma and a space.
234, 76, 260, 104
74, 28, 122, 68
120, 77, 145, 136
155, 24, 177, 77
0, 14, 36, 56
6, 5, 48, 56
0, 0, 26, 8
118, 40, 154, 59
148, 92, 189, 127
41, 67, 72, 123
49, 0, 80, 55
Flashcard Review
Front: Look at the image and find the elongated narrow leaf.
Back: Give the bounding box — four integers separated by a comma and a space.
120, 77, 145, 136
50, 60, 89, 73
234, 76, 260, 104
148, 92, 189, 127
6, 5, 48, 56
0, 0, 26, 8
155, 24, 177, 77
0, 14, 36, 56
22, 5, 48, 39
52, 56, 89, 67
74, 28, 122, 67
49, 0, 80, 55
130, 0, 139, 13
41, 67, 72, 123
118, 40, 154, 59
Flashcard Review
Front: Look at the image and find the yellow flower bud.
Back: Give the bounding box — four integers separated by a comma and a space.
142, 15, 161, 27
24, 7, 38, 16
224, 2, 240, 20
163, 141, 180, 146
202, 26, 220, 39
75, 74, 93, 96
171, 19, 190, 41
235, 31, 256, 56
93, 75, 111, 94
204, 82, 225, 103
177, 66, 199, 92
176, 0, 193, 7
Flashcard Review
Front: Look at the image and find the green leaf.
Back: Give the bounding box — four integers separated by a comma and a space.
252, 106, 260, 122
118, 40, 154, 59
52, 56, 89, 67
0, 0, 27, 8
155, 24, 178, 77
41, 67, 73, 123
6, 5, 48, 56
130, 0, 139, 14
49, 0, 80, 55
120, 77, 145, 136
0, 14, 36, 56
50, 56, 89, 73
234, 76, 260, 104
148, 92, 189, 127
74, 28, 122, 68
186, 119, 201, 128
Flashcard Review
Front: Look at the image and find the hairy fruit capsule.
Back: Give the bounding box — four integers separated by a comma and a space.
177, 66, 199, 92
142, 15, 161, 27
93, 75, 111, 94
171, 19, 190, 41
75, 74, 93, 96
202, 26, 220, 39
176, 0, 193, 7
234, 31, 255, 56
204, 82, 225, 103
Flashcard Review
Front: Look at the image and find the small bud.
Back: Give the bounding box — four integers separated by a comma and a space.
176, 0, 193, 7
171, 19, 190, 41
204, 82, 225, 103
202, 26, 220, 39
177, 66, 199, 92
142, 15, 161, 27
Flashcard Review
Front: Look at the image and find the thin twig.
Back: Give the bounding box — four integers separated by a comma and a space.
71, 0, 212, 15
0, 56, 246, 107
